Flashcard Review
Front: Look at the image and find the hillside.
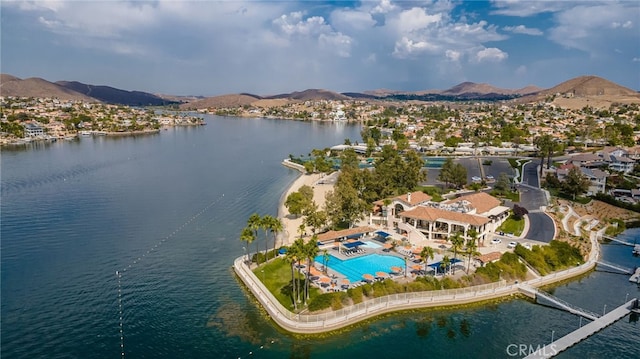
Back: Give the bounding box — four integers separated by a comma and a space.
179, 93, 262, 110
541, 75, 638, 97
56, 81, 174, 106
0, 75, 97, 102
265, 89, 351, 101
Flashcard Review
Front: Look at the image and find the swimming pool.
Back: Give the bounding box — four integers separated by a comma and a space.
314, 253, 405, 282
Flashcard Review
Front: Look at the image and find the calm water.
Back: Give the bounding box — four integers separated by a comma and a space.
1, 115, 639, 359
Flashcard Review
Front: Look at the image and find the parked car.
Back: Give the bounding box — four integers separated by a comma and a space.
471, 176, 482, 182
491, 238, 501, 245
507, 241, 517, 249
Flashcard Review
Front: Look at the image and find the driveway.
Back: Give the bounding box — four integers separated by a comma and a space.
518, 161, 555, 243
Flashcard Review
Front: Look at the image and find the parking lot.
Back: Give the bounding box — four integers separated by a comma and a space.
421, 157, 515, 188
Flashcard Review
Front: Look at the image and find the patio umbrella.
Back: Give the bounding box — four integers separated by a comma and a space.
383, 243, 393, 249
411, 264, 423, 271
375, 271, 388, 278
362, 273, 374, 281
390, 266, 402, 273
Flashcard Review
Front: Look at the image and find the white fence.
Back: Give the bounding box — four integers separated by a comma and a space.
233, 231, 600, 333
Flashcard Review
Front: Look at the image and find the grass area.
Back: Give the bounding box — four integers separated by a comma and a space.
514, 241, 584, 276
547, 188, 592, 204
254, 257, 320, 310
490, 189, 520, 202
497, 214, 525, 236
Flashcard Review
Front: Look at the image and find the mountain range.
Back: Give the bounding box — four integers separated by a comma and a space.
1, 73, 638, 109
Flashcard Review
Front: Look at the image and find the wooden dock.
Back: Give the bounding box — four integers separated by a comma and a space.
525, 298, 638, 359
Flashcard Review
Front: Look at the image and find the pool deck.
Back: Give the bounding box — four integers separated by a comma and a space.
233, 231, 601, 334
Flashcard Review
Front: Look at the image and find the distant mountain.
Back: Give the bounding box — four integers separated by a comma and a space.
56, 81, 175, 106
537, 75, 638, 97
0, 74, 96, 102
265, 89, 351, 101
179, 93, 262, 110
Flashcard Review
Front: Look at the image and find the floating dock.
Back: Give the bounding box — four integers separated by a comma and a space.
630, 267, 640, 283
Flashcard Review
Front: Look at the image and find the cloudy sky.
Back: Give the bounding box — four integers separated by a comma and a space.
2, 0, 639, 96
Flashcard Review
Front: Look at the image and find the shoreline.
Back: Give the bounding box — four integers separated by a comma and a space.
233, 228, 602, 334
277, 160, 334, 246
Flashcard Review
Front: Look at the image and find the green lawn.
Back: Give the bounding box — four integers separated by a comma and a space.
497, 215, 525, 236
254, 257, 320, 311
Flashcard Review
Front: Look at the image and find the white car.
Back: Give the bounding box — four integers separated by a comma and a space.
523, 243, 532, 250
507, 241, 517, 249
472, 176, 482, 182
485, 175, 494, 180
491, 238, 501, 245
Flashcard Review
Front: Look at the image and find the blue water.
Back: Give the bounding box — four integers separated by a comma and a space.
315, 253, 415, 282
2, 115, 639, 358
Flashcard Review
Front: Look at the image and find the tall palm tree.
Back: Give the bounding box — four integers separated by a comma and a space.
291, 237, 306, 304
285, 244, 299, 310
239, 226, 255, 264
268, 216, 283, 251
450, 231, 464, 274
420, 246, 435, 275
465, 237, 479, 274
304, 236, 319, 303
322, 249, 330, 274
441, 255, 451, 276
247, 213, 262, 265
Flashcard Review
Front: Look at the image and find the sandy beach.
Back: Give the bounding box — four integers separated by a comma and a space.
277, 171, 337, 246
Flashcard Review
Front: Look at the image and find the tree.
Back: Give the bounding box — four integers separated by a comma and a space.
449, 232, 464, 274
303, 236, 319, 303
265, 215, 283, 251
439, 158, 455, 188
440, 255, 451, 276
512, 204, 529, 220
465, 235, 479, 274
322, 249, 330, 274
494, 172, 510, 192
562, 166, 591, 200
304, 205, 328, 234
247, 213, 262, 265
450, 163, 468, 189
534, 135, 554, 177
420, 246, 435, 275
324, 176, 369, 229
239, 227, 255, 264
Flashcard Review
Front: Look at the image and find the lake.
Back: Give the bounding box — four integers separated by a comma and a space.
2, 115, 638, 358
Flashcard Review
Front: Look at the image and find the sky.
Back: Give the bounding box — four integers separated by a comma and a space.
1, 0, 639, 96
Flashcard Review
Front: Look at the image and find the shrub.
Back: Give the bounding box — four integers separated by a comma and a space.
347, 286, 364, 304
513, 204, 529, 220
308, 293, 336, 311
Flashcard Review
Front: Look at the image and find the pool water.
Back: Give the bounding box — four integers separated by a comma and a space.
314, 253, 405, 282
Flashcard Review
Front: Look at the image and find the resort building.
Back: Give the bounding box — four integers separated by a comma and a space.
23, 122, 45, 137
369, 191, 510, 245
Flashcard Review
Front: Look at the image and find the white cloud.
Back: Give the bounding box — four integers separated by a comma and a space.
393, 36, 439, 58
633, 58, 640, 62
474, 47, 509, 63
371, 0, 397, 15
549, 3, 638, 55
490, 0, 569, 17
445, 49, 461, 62
395, 7, 442, 33
503, 25, 543, 36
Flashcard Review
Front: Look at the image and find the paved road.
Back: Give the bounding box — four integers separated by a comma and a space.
518, 161, 555, 242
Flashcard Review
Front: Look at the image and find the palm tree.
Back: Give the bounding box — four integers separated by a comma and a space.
449, 231, 464, 274
322, 249, 330, 274
239, 226, 255, 264
304, 236, 319, 303
383, 198, 392, 228
291, 237, 306, 304
261, 215, 272, 260
285, 244, 300, 310
268, 216, 283, 251
441, 255, 451, 276
420, 246, 435, 275
247, 213, 262, 265
465, 237, 479, 274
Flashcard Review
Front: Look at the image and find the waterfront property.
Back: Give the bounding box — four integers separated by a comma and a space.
313, 252, 405, 283
370, 191, 510, 245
